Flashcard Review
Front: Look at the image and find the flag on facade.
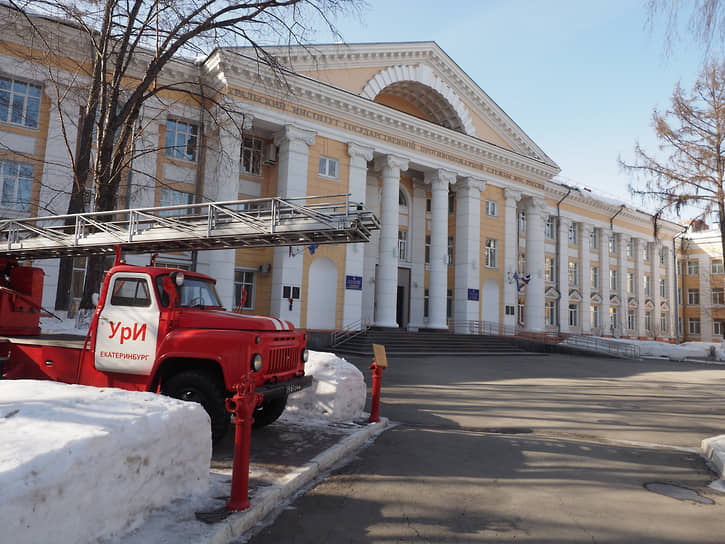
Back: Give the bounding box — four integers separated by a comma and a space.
308, 244, 319, 255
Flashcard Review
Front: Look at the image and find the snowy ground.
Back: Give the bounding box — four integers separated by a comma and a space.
565, 336, 725, 363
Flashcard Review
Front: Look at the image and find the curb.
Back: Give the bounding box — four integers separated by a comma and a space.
204, 418, 390, 544
702, 434, 725, 478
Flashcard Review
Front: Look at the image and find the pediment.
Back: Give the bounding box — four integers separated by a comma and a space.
644, 299, 655, 310
545, 286, 560, 299
590, 293, 602, 304
610, 294, 620, 305
628, 297, 638, 308
568, 289, 582, 302
660, 300, 670, 311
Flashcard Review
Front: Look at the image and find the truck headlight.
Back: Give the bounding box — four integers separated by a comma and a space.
251, 353, 263, 372
301, 348, 309, 363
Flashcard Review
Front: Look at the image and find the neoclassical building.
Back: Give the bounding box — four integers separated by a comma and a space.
0, 8, 684, 339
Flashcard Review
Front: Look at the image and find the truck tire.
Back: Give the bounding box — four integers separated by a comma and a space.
162, 370, 230, 442
253, 395, 287, 428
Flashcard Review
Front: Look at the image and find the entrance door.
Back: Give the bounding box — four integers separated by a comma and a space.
396, 267, 411, 329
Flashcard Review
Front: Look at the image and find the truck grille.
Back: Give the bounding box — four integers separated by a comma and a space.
268, 347, 297, 373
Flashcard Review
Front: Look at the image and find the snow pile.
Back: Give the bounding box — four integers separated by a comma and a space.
285, 350, 366, 422
0, 380, 212, 544
565, 336, 725, 362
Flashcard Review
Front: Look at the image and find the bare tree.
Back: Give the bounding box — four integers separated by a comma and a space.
621, 59, 725, 263
4, 0, 360, 311
646, 0, 725, 56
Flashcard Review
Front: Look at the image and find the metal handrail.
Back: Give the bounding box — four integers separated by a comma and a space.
563, 335, 641, 359
330, 319, 372, 347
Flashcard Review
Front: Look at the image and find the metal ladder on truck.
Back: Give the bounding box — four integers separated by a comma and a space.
0, 194, 380, 259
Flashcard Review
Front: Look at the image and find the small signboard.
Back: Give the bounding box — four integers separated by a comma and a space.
468, 289, 480, 301
372, 344, 388, 368
345, 275, 363, 290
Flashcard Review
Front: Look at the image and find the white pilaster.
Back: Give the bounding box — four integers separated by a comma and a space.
600, 231, 611, 333
618, 233, 628, 335
342, 142, 373, 329
581, 224, 592, 334
454, 177, 484, 333
634, 238, 645, 337
558, 217, 572, 334
653, 241, 662, 338
373, 154, 408, 328
525, 197, 546, 332
271, 125, 316, 325
425, 168, 456, 330
503, 189, 521, 331
409, 181, 427, 331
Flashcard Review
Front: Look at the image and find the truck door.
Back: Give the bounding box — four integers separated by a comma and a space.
94, 272, 159, 375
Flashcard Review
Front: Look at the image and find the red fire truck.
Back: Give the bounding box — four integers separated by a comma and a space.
0, 195, 378, 440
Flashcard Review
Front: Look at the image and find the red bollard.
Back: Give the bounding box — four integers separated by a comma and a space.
225, 377, 263, 511
368, 359, 384, 423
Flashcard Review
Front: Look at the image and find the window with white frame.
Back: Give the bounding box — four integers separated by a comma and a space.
592, 305, 600, 329
545, 217, 556, 240
568, 260, 578, 286
645, 311, 652, 331
627, 272, 635, 293
448, 192, 455, 216
626, 238, 634, 258
447, 288, 453, 319
399, 189, 408, 209
715, 321, 723, 337
160, 188, 194, 217
678, 287, 683, 305
545, 300, 557, 326
644, 275, 651, 297
241, 136, 263, 176
591, 266, 600, 289
165, 119, 198, 162
660, 278, 666, 298
423, 288, 430, 319
610, 307, 619, 329
484, 238, 497, 268
659, 246, 667, 265
689, 317, 701, 335
398, 230, 408, 261
518, 254, 527, 275
590, 228, 599, 249
0, 76, 41, 128
518, 300, 525, 326
568, 303, 579, 327
318, 156, 338, 179
687, 260, 699, 275
0, 159, 33, 211
643, 243, 651, 261
447, 237, 454, 267
688, 288, 700, 305
713, 287, 724, 305
485, 200, 498, 217
233, 269, 255, 310
545, 256, 555, 282
678, 316, 683, 335
425, 235, 431, 265
609, 234, 617, 254
713, 259, 724, 274
518, 210, 526, 233
660, 312, 667, 333
610, 269, 618, 290
568, 223, 578, 245
627, 309, 636, 330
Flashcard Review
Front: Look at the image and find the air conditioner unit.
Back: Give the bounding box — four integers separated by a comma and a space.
263, 144, 277, 165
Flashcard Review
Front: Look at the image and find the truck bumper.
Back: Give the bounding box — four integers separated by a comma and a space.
255, 374, 313, 400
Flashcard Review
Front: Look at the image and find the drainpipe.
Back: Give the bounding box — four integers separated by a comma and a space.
672, 227, 688, 344
608, 205, 626, 335
556, 187, 573, 335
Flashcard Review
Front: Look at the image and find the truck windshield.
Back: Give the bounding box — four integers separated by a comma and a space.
155, 275, 223, 308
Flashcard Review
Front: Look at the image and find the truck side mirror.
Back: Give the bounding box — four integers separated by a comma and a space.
170, 271, 184, 287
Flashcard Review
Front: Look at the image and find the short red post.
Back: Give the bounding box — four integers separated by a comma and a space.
368, 359, 384, 423
225, 377, 263, 511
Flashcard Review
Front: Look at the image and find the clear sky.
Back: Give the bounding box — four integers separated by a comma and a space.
316, 0, 708, 214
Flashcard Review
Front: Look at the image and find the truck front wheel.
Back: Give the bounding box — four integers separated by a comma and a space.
253, 395, 287, 428
162, 370, 230, 442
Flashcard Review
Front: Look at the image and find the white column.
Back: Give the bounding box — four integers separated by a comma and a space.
202, 113, 248, 309
558, 217, 572, 334
653, 241, 662, 338
618, 233, 628, 334
373, 154, 408, 328
503, 189, 521, 331
634, 238, 645, 337
270, 125, 316, 325
454, 177, 484, 333
425, 169, 456, 330
581, 224, 592, 334
600, 230, 611, 334
342, 142, 373, 329
667, 243, 677, 339
700, 252, 712, 340
409, 181, 427, 331
362, 172, 380, 326
525, 197, 546, 332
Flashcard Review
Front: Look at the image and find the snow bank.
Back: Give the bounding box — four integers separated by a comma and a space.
285, 351, 366, 422
0, 381, 211, 544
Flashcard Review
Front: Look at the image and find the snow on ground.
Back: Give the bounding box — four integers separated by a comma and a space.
0, 380, 211, 544
567, 336, 725, 362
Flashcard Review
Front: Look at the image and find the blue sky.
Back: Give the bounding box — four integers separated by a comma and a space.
320, 0, 708, 213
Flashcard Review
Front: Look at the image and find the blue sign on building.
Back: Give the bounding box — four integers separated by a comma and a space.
345, 275, 363, 290
468, 289, 479, 301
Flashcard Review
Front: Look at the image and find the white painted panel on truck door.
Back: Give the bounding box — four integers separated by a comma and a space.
94, 272, 159, 375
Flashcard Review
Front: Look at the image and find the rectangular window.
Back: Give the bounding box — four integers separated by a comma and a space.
424, 288, 429, 319
545, 256, 555, 282
590, 228, 599, 249
165, 119, 198, 162
545, 300, 557, 326
448, 236, 454, 267
627, 309, 636, 330
568, 261, 578, 286
425, 235, 430, 265
610, 269, 618, 290
592, 305, 600, 329
609, 235, 617, 254
544, 217, 556, 240
688, 288, 700, 305
626, 238, 634, 258
160, 188, 194, 217
0, 159, 33, 211
627, 272, 635, 293
713, 288, 724, 305
660, 312, 667, 333
660, 278, 666, 298
241, 136, 263, 176
644, 275, 651, 297
398, 230, 408, 261
485, 200, 498, 217
234, 269, 255, 310
110, 277, 151, 307
568, 223, 578, 245
645, 311, 652, 331
687, 260, 699, 275
678, 287, 683, 305
715, 321, 723, 337
484, 238, 497, 268
643, 243, 651, 262
659, 247, 667, 265
448, 192, 455, 216
0, 76, 41, 128
318, 156, 338, 178
689, 317, 701, 335
568, 303, 579, 327
447, 289, 453, 319
713, 259, 724, 274
518, 254, 527, 275
591, 266, 600, 289
610, 307, 619, 329
518, 210, 526, 233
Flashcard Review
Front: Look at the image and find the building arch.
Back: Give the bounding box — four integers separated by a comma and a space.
306, 257, 338, 329
361, 64, 476, 136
